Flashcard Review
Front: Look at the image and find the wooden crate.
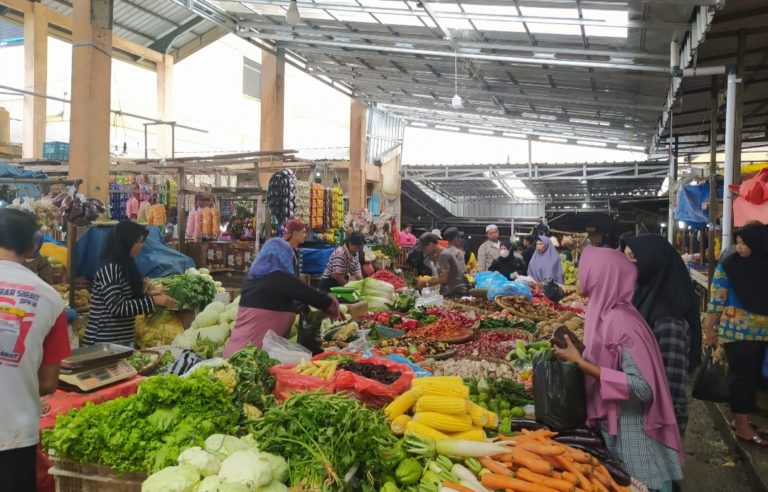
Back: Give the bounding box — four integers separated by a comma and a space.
346, 301, 368, 320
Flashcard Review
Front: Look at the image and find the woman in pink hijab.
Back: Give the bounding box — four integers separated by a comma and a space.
554, 246, 683, 491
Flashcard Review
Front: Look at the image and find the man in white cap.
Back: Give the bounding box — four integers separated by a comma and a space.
477, 224, 501, 271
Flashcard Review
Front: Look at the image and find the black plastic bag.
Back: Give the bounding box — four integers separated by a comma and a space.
297, 308, 324, 355
541, 279, 565, 303
533, 350, 586, 430
692, 351, 730, 403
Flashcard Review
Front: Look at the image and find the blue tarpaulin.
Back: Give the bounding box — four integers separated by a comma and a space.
299, 246, 336, 275
0, 162, 48, 198
76, 224, 194, 279
675, 182, 724, 229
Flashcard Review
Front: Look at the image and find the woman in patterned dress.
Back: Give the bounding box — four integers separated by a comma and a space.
703, 224, 768, 446
555, 246, 683, 491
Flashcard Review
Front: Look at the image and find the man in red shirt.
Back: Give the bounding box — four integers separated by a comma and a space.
0, 209, 70, 491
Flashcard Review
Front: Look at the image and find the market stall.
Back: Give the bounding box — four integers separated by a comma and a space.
39, 258, 651, 492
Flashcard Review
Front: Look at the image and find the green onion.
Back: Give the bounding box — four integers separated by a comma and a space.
405, 434, 512, 458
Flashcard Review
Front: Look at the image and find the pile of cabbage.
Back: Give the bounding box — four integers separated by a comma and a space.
142, 434, 288, 492
345, 278, 396, 311
172, 297, 240, 356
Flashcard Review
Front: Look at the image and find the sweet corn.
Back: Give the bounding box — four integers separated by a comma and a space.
390, 414, 411, 435
468, 401, 489, 426
412, 378, 470, 399
484, 411, 500, 429
405, 421, 449, 441
450, 428, 486, 441
384, 387, 423, 419
414, 395, 469, 415
412, 412, 474, 433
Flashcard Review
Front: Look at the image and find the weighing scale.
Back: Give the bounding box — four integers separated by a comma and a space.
58, 343, 137, 392
329, 286, 361, 303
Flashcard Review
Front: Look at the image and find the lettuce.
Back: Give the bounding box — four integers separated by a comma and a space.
141, 464, 200, 492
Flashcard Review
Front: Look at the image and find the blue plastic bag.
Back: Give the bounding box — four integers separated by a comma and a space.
475, 271, 507, 289
384, 354, 432, 378
487, 281, 532, 301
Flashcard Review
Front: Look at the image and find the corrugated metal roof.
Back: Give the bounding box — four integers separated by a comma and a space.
39, 0, 221, 57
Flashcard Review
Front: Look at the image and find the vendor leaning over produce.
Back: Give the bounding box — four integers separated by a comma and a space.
416, 233, 469, 297
477, 224, 501, 271
443, 226, 466, 268
223, 234, 340, 356
488, 240, 526, 279
83, 221, 178, 347
24, 231, 53, 284
319, 232, 365, 292
521, 234, 535, 271
554, 246, 683, 491
0, 209, 71, 491
527, 235, 564, 284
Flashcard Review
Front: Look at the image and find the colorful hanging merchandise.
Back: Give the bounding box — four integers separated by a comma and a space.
330, 186, 344, 228
310, 182, 326, 229
295, 180, 311, 224
147, 203, 166, 226
732, 167, 768, 226
267, 169, 297, 226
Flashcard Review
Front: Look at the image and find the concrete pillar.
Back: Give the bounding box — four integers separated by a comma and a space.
23, 2, 48, 159
156, 54, 174, 158
259, 48, 285, 187
68, 0, 113, 201
349, 100, 367, 211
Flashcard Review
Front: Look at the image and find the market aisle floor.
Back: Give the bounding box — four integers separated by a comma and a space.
681, 396, 752, 491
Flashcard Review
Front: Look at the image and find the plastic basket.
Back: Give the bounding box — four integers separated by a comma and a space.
42, 141, 70, 161
49, 458, 145, 492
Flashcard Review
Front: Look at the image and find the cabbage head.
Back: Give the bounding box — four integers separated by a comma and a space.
141, 464, 199, 492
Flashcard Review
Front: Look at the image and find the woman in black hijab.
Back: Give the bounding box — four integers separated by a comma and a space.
623, 234, 702, 436
488, 241, 526, 279
83, 221, 177, 346
704, 224, 768, 445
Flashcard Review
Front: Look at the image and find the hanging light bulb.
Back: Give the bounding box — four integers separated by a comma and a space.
286, 0, 301, 26
451, 51, 463, 110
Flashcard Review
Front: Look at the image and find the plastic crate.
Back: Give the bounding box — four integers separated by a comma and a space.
49, 458, 145, 492
42, 141, 70, 161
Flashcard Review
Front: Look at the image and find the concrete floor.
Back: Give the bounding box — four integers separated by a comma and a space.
681, 396, 753, 491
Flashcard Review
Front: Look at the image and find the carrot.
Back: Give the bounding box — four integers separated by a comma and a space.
610, 486, 631, 492
562, 446, 593, 464
591, 476, 610, 492
541, 455, 563, 470
442, 482, 476, 492
516, 468, 577, 492
481, 457, 514, 476
481, 473, 559, 492
495, 453, 516, 463
560, 472, 578, 485
519, 442, 566, 456
592, 466, 612, 488
508, 448, 553, 475
555, 456, 591, 490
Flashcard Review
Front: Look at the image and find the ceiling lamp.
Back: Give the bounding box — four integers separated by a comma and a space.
451, 52, 463, 110
286, 0, 301, 26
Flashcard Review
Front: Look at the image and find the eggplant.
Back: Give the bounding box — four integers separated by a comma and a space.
602, 459, 632, 486
509, 419, 548, 432
552, 434, 605, 449
556, 427, 600, 438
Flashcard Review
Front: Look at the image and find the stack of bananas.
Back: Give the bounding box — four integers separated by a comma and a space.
330, 186, 345, 228
292, 359, 338, 380
384, 376, 499, 441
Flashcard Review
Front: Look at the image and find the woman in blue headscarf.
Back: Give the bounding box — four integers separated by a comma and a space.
223, 235, 339, 356
527, 236, 564, 284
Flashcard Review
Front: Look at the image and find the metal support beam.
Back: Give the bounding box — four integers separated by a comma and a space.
708, 75, 718, 286
146, 17, 203, 54
722, 71, 739, 250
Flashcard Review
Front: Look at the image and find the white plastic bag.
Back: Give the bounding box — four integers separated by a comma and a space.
262, 330, 312, 365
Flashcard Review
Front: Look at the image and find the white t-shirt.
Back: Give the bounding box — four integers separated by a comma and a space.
0, 260, 68, 451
